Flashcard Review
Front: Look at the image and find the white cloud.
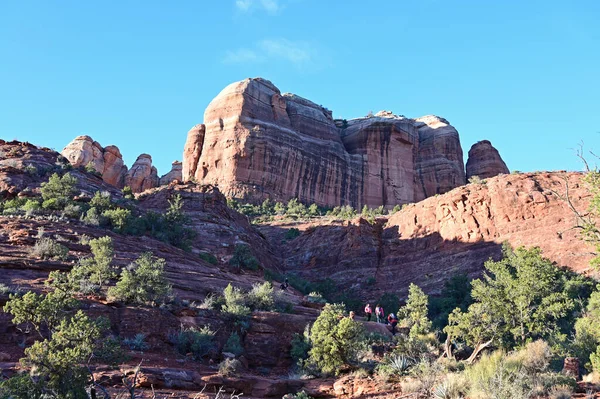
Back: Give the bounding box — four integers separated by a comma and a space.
223, 48, 264, 64
234, 0, 281, 15
235, 0, 253, 11
223, 38, 315, 68
259, 39, 311, 64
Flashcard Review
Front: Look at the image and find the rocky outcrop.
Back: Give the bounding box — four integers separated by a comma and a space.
182, 124, 205, 181
159, 161, 182, 185
61, 135, 127, 188
466, 140, 509, 180
260, 172, 593, 300
0, 139, 122, 198
183, 78, 469, 208
125, 154, 159, 193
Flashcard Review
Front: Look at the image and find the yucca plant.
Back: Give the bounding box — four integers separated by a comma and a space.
387, 354, 412, 375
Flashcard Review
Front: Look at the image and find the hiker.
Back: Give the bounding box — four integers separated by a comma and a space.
387, 312, 399, 335
375, 304, 384, 323
349, 311, 356, 320
364, 303, 373, 322
279, 278, 289, 291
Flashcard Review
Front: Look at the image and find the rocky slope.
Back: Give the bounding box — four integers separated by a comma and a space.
182, 78, 501, 209
261, 171, 593, 300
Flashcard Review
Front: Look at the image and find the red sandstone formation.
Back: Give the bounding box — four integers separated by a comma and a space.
466, 139, 510, 180
159, 160, 182, 185
260, 171, 592, 300
61, 135, 128, 188
182, 124, 205, 182
125, 153, 159, 193
182, 78, 472, 208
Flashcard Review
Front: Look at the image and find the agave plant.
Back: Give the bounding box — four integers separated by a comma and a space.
433, 381, 450, 399
387, 354, 412, 375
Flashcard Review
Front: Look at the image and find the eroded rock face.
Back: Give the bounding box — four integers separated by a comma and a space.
159, 161, 182, 185
184, 78, 468, 208
125, 154, 159, 193
61, 136, 127, 188
260, 172, 592, 300
182, 124, 205, 181
466, 140, 509, 180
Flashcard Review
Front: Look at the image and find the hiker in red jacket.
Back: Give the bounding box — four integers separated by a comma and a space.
364, 303, 373, 322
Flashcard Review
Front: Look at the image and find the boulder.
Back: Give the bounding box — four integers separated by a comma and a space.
61, 136, 127, 188
159, 161, 182, 185
125, 154, 159, 193
466, 140, 509, 180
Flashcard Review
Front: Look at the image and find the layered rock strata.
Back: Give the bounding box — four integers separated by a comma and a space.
125, 154, 159, 193
61, 135, 127, 188
183, 78, 472, 208
466, 140, 510, 179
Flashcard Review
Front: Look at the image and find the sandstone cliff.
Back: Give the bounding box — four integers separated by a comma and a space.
466, 139, 510, 179
61, 135, 128, 188
125, 154, 159, 193
260, 171, 592, 300
183, 78, 482, 208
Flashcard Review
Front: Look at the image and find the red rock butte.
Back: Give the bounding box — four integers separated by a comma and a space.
183, 77, 509, 208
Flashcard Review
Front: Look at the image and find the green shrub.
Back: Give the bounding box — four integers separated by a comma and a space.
21, 199, 41, 214
223, 332, 244, 356
307, 303, 366, 375
81, 206, 103, 226
290, 324, 311, 365
62, 203, 84, 218
283, 391, 314, 399
94, 335, 128, 366
229, 244, 260, 271
102, 208, 132, 233
306, 291, 326, 304
285, 227, 301, 240
123, 333, 149, 351
221, 284, 251, 318
247, 282, 275, 310
122, 186, 134, 200
71, 236, 115, 291
89, 190, 112, 211
108, 252, 171, 306
171, 325, 216, 360
40, 172, 77, 209
199, 252, 218, 265
30, 236, 69, 260
218, 358, 242, 377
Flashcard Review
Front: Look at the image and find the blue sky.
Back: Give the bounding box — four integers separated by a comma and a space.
1, 0, 598, 176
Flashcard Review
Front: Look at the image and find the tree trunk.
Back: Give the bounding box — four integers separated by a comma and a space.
466, 339, 493, 364
443, 335, 454, 359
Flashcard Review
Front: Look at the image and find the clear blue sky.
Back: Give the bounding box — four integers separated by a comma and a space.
1, 1, 599, 176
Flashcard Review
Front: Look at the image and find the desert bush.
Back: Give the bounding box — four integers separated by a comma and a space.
21, 199, 41, 215
71, 236, 115, 290
468, 175, 486, 185
123, 333, 149, 351
307, 303, 366, 375
89, 190, 112, 211
108, 252, 171, 306
408, 358, 444, 397
432, 373, 469, 399
62, 203, 83, 218
102, 207, 132, 233
199, 252, 218, 265
171, 325, 216, 360
221, 284, 251, 318
94, 335, 128, 366
306, 291, 327, 304
40, 172, 77, 209
30, 236, 69, 260
223, 332, 244, 356
282, 391, 314, 399
247, 281, 275, 310
218, 358, 242, 377
285, 227, 301, 240
81, 206, 103, 226
229, 244, 260, 271
198, 293, 220, 310
291, 324, 311, 365
549, 385, 574, 399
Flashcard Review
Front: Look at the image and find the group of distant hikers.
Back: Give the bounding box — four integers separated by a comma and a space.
364, 303, 399, 334
279, 280, 400, 335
